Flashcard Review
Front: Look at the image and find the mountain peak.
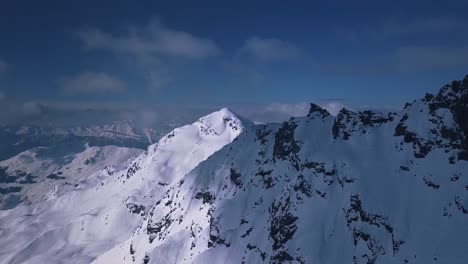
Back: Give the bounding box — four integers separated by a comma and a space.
196, 108, 252, 139
307, 103, 330, 118
199, 107, 238, 122
155, 108, 250, 151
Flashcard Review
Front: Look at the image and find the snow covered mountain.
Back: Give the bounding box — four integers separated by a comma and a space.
0, 77, 467, 264
0, 108, 248, 263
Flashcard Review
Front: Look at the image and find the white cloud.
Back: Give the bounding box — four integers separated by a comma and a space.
76, 19, 221, 93
77, 19, 221, 60
241, 37, 303, 61
235, 102, 313, 123
265, 102, 310, 117
319, 100, 347, 116
60, 72, 127, 94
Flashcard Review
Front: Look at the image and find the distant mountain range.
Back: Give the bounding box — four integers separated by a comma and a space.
0, 112, 206, 161
0, 76, 467, 264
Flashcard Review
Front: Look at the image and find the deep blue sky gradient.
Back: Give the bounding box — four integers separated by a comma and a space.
1, 0, 467, 108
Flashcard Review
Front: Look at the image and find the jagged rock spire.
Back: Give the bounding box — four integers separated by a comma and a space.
307, 103, 330, 118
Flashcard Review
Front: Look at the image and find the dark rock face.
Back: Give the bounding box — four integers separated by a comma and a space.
345, 194, 404, 264
427, 77, 468, 160
208, 209, 230, 248
147, 214, 173, 243
293, 174, 312, 199
194, 191, 215, 205
359, 110, 395, 125
333, 109, 393, 140
273, 120, 301, 170
271, 250, 294, 264
454, 196, 467, 214
269, 197, 298, 251
0, 167, 16, 183
423, 178, 440, 190
244, 243, 267, 263
307, 103, 330, 118
0, 167, 39, 184
46, 173, 65, 180
229, 168, 243, 187
394, 75, 468, 160
394, 114, 432, 159
224, 117, 241, 132
126, 162, 140, 179
255, 169, 274, 189
143, 254, 150, 264
255, 126, 271, 146
0, 186, 22, 194
126, 203, 146, 215
332, 109, 353, 140
302, 160, 337, 187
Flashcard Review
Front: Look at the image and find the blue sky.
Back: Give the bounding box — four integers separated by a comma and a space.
1, 0, 468, 117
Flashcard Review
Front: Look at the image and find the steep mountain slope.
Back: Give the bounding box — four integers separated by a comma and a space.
0, 108, 247, 264
95, 77, 468, 264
